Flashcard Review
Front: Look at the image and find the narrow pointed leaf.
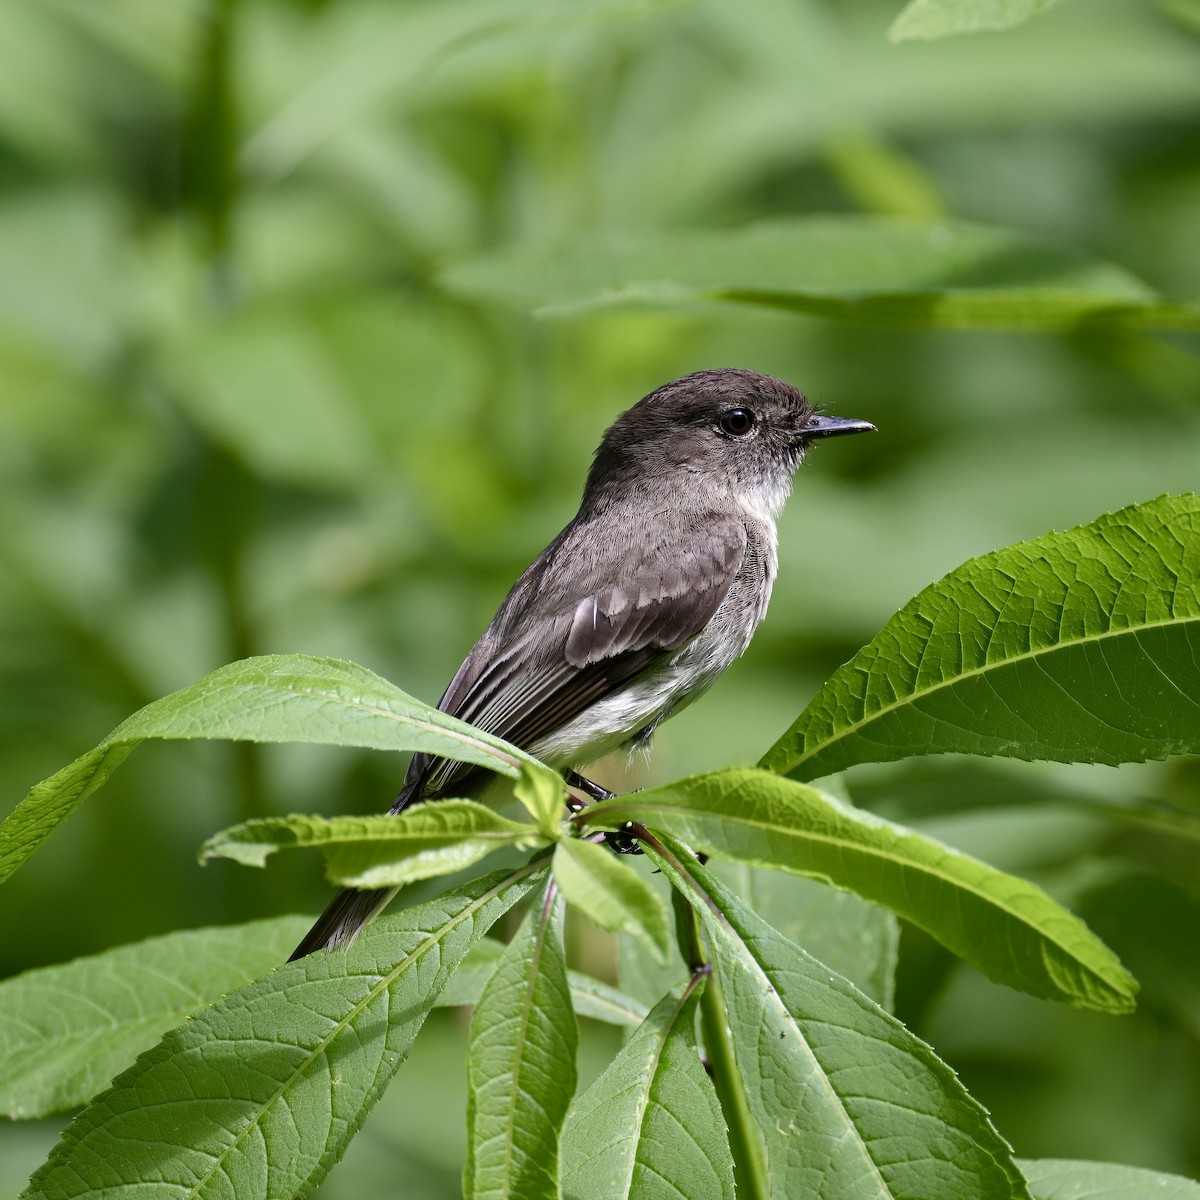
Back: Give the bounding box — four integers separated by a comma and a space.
0, 654, 536, 885
652, 842, 1031, 1200
442, 217, 1200, 334
561, 985, 734, 1200
23, 866, 543, 1200
0, 917, 309, 1120
578, 769, 1135, 1011
514, 762, 568, 837
465, 883, 577, 1200
762, 495, 1200, 781
553, 837, 672, 962
1019, 1158, 1200, 1199
200, 802, 548, 888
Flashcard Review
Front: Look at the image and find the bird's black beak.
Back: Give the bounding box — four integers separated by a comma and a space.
801, 414, 876, 441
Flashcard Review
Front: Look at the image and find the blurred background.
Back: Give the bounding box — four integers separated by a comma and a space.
2, 0, 1200, 1193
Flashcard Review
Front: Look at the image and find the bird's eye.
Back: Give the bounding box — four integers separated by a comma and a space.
718, 408, 756, 436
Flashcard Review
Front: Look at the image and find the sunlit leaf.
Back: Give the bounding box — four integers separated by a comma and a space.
561, 985, 734, 1200
889, 0, 1065, 42
513, 761, 567, 836
763, 494, 1200, 780
1019, 1157, 1200, 1199
580, 770, 1135, 1011
200, 802, 547, 888
23, 866, 543, 1200
653, 842, 1031, 1200
553, 837, 672, 961
464, 882, 576, 1200
0, 654, 536, 885
0, 917, 309, 1120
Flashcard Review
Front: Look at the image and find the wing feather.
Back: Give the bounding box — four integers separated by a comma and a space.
402, 513, 747, 800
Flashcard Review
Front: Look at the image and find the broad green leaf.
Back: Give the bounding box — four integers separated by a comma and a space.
441, 938, 649, 1029
560, 986, 734, 1200
889, 0, 1064, 42
579, 770, 1135, 1012
442, 217, 1200, 334
553, 837, 672, 962
652, 843, 1031, 1200
23, 866, 542, 1200
763, 495, 1200, 781
1019, 1157, 1200, 1199
0, 916, 309, 1120
0, 654, 536, 886
200, 802, 547, 888
513, 761, 567, 837
465, 883, 576, 1200
715, 860, 898, 1009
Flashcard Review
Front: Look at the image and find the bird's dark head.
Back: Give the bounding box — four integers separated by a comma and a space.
584, 368, 874, 517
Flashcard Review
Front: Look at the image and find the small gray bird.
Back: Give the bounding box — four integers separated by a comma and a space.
291, 368, 873, 958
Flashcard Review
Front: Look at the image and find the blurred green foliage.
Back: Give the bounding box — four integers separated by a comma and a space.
2, 0, 1199, 1193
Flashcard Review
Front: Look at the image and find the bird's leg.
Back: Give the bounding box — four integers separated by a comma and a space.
564, 769, 618, 813
563, 770, 643, 854
565, 769, 615, 803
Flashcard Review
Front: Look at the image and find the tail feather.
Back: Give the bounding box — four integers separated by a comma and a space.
289, 884, 398, 960
290, 776, 429, 961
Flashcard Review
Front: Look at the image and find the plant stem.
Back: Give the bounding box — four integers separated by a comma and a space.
698, 958, 769, 1200
654, 833, 769, 1200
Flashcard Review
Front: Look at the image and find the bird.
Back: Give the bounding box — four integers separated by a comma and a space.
291, 368, 874, 958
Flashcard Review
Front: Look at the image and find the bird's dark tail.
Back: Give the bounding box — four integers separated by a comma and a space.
289, 776, 427, 961
288, 883, 398, 961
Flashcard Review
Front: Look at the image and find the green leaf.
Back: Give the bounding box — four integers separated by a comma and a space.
0, 916, 309, 1120
465, 882, 577, 1200
200, 802, 547, 888
652, 843, 1032, 1200
579, 770, 1135, 1012
0, 926, 639, 1123
442, 217, 1200, 334
553, 837, 672, 962
889, 0, 1065, 42
441, 938, 649, 1029
714, 860, 898, 1009
23, 866, 542, 1200
0, 654, 536, 886
763, 495, 1200, 781
560, 985, 734, 1200
1019, 1157, 1200, 1199
513, 761, 567, 837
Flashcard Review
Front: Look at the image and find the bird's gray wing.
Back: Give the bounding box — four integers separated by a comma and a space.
403, 513, 747, 799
